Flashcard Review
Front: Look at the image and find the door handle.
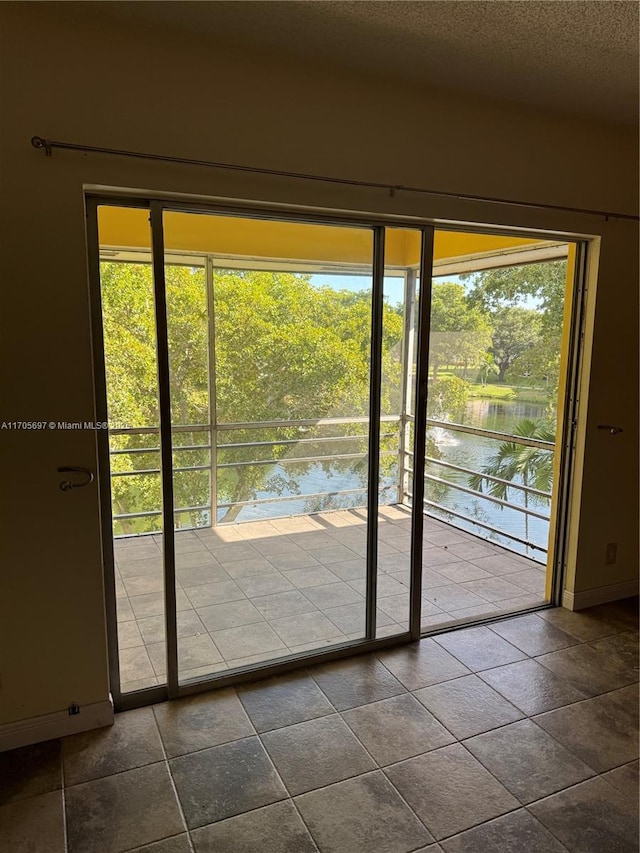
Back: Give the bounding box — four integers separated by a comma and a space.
58, 466, 94, 491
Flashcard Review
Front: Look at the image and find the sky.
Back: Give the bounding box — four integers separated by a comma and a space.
310, 272, 467, 307
310, 271, 542, 311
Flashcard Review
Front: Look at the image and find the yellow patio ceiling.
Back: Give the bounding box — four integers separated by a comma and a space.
97, 205, 545, 267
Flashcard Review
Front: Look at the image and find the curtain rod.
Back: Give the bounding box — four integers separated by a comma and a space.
31, 136, 638, 223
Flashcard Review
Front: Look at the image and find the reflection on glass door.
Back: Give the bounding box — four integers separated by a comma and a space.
162, 211, 378, 682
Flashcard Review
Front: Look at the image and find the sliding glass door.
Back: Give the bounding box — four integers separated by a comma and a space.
89, 197, 584, 706
420, 230, 582, 628
91, 199, 430, 704
162, 209, 382, 682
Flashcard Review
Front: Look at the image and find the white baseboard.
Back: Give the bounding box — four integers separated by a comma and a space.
0, 697, 114, 752
562, 579, 640, 611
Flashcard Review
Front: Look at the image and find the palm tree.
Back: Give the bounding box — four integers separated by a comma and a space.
469, 418, 555, 546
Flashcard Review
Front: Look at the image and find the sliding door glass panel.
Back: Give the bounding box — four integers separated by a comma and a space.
422, 230, 573, 628
163, 260, 218, 681
97, 205, 166, 692
374, 228, 423, 636
162, 210, 375, 680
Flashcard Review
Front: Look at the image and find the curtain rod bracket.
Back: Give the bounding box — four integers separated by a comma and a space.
32, 136, 52, 156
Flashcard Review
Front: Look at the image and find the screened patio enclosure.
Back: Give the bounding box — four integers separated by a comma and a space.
92, 200, 580, 701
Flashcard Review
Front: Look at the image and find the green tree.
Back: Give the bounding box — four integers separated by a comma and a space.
429, 282, 492, 381
488, 306, 541, 382
101, 262, 211, 532
477, 353, 499, 386
427, 375, 470, 421
101, 262, 404, 530
468, 418, 555, 543
506, 338, 561, 397
213, 271, 402, 520
423, 375, 471, 509
465, 260, 566, 338
464, 260, 567, 404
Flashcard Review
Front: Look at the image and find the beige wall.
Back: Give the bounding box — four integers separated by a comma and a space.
1, 5, 637, 725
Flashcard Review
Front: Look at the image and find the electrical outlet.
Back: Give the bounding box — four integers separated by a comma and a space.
605, 543, 617, 565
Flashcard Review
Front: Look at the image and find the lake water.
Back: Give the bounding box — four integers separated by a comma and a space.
424, 400, 550, 563
221, 399, 551, 564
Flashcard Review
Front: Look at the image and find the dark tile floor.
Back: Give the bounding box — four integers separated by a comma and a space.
1, 598, 637, 853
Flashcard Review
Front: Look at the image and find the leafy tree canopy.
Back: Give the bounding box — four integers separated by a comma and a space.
427, 375, 470, 421
101, 262, 404, 529
464, 260, 567, 339
462, 260, 568, 403
429, 282, 492, 380
488, 306, 541, 382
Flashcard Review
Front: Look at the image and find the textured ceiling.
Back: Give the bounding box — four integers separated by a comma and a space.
77, 1, 640, 124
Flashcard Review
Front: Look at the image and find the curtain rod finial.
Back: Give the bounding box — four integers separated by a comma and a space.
31, 136, 52, 156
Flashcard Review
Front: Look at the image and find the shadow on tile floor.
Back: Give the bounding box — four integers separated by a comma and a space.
113, 509, 548, 691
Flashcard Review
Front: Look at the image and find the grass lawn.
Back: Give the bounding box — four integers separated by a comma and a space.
436, 370, 550, 406
468, 382, 516, 400
469, 382, 550, 405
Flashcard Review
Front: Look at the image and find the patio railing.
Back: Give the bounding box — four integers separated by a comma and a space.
109, 415, 553, 559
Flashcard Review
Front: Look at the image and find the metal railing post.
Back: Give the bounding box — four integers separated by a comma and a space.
205, 256, 218, 527
398, 269, 417, 506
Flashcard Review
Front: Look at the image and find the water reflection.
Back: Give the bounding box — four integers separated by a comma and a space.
458, 398, 549, 433
426, 400, 551, 562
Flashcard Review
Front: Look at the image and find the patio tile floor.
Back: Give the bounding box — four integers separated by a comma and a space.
113, 507, 548, 690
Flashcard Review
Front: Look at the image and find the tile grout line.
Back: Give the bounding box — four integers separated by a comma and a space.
299, 667, 440, 847
120, 575, 545, 679
67, 721, 614, 853
380, 736, 523, 842
165, 684, 319, 850
119, 834, 191, 853
423, 637, 637, 847
526, 687, 639, 777
119, 587, 635, 693
151, 709, 197, 853
58, 592, 639, 850
61, 758, 168, 792
473, 667, 590, 715
302, 661, 446, 845
519, 772, 631, 852
372, 641, 637, 844
436, 805, 572, 851
115, 655, 637, 774
456, 718, 599, 804
234, 671, 323, 851
254, 735, 322, 853
417, 626, 639, 749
